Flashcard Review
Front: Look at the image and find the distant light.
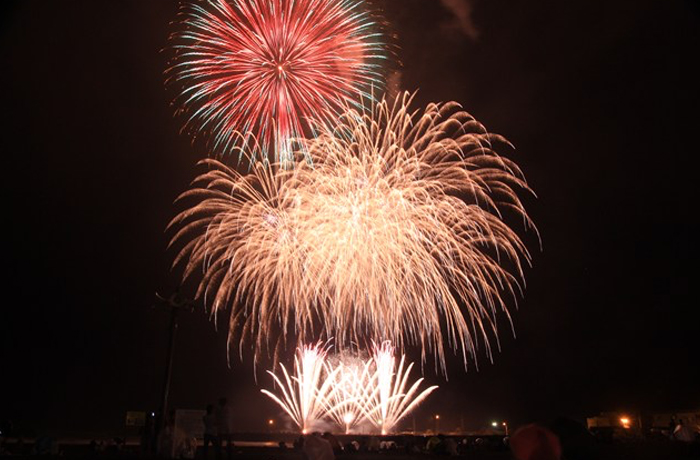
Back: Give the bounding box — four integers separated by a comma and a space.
435, 415, 440, 420
268, 419, 274, 425
491, 421, 498, 427
620, 417, 631, 428
502, 422, 507, 426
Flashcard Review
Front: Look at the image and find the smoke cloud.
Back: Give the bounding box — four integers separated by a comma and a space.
439, 0, 479, 41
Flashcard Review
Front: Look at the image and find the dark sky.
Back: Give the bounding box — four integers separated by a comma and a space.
1, 0, 698, 437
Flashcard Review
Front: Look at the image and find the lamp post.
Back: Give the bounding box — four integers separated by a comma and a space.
492, 421, 508, 436
434, 414, 440, 434
154, 289, 194, 435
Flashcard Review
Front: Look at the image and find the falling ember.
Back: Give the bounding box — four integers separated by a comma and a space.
169, 93, 537, 371
168, 0, 386, 162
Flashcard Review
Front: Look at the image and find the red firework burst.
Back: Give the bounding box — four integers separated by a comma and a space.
169, 0, 386, 162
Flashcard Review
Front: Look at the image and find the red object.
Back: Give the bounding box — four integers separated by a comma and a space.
509, 424, 562, 460
169, 0, 385, 161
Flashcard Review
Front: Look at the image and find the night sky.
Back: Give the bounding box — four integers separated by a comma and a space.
1, 0, 698, 437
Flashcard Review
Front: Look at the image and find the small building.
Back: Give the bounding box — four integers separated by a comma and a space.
587, 409, 700, 439
587, 412, 640, 430
587, 412, 641, 440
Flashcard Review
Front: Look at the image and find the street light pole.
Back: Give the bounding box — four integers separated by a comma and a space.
155, 290, 194, 434
160, 302, 179, 425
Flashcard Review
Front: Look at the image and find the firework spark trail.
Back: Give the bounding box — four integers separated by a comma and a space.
286, 93, 537, 369
260, 341, 339, 434
367, 341, 437, 435
262, 340, 437, 434
167, 158, 309, 360
323, 355, 378, 433
169, 93, 536, 370
168, 0, 386, 162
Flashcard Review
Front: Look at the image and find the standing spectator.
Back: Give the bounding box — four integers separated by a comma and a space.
215, 397, 233, 460
142, 412, 157, 455
674, 419, 695, 443
444, 437, 458, 456
158, 411, 178, 459
202, 404, 218, 459
669, 415, 678, 439
293, 435, 305, 452
322, 432, 342, 454
367, 435, 380, 452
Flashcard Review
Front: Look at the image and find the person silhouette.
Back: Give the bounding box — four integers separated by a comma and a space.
215, 398, 233, 460
674, 419, 695, 443
202, 404, 217, 459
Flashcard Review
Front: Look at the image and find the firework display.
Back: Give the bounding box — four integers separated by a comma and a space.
168, 94, 535, 370
323, 356, 375, 434
165, 0, 538, 429
365, 341, 438, 435
260, 341, 338, 434
262, 341, 437, 434
168, 0, 385, 162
